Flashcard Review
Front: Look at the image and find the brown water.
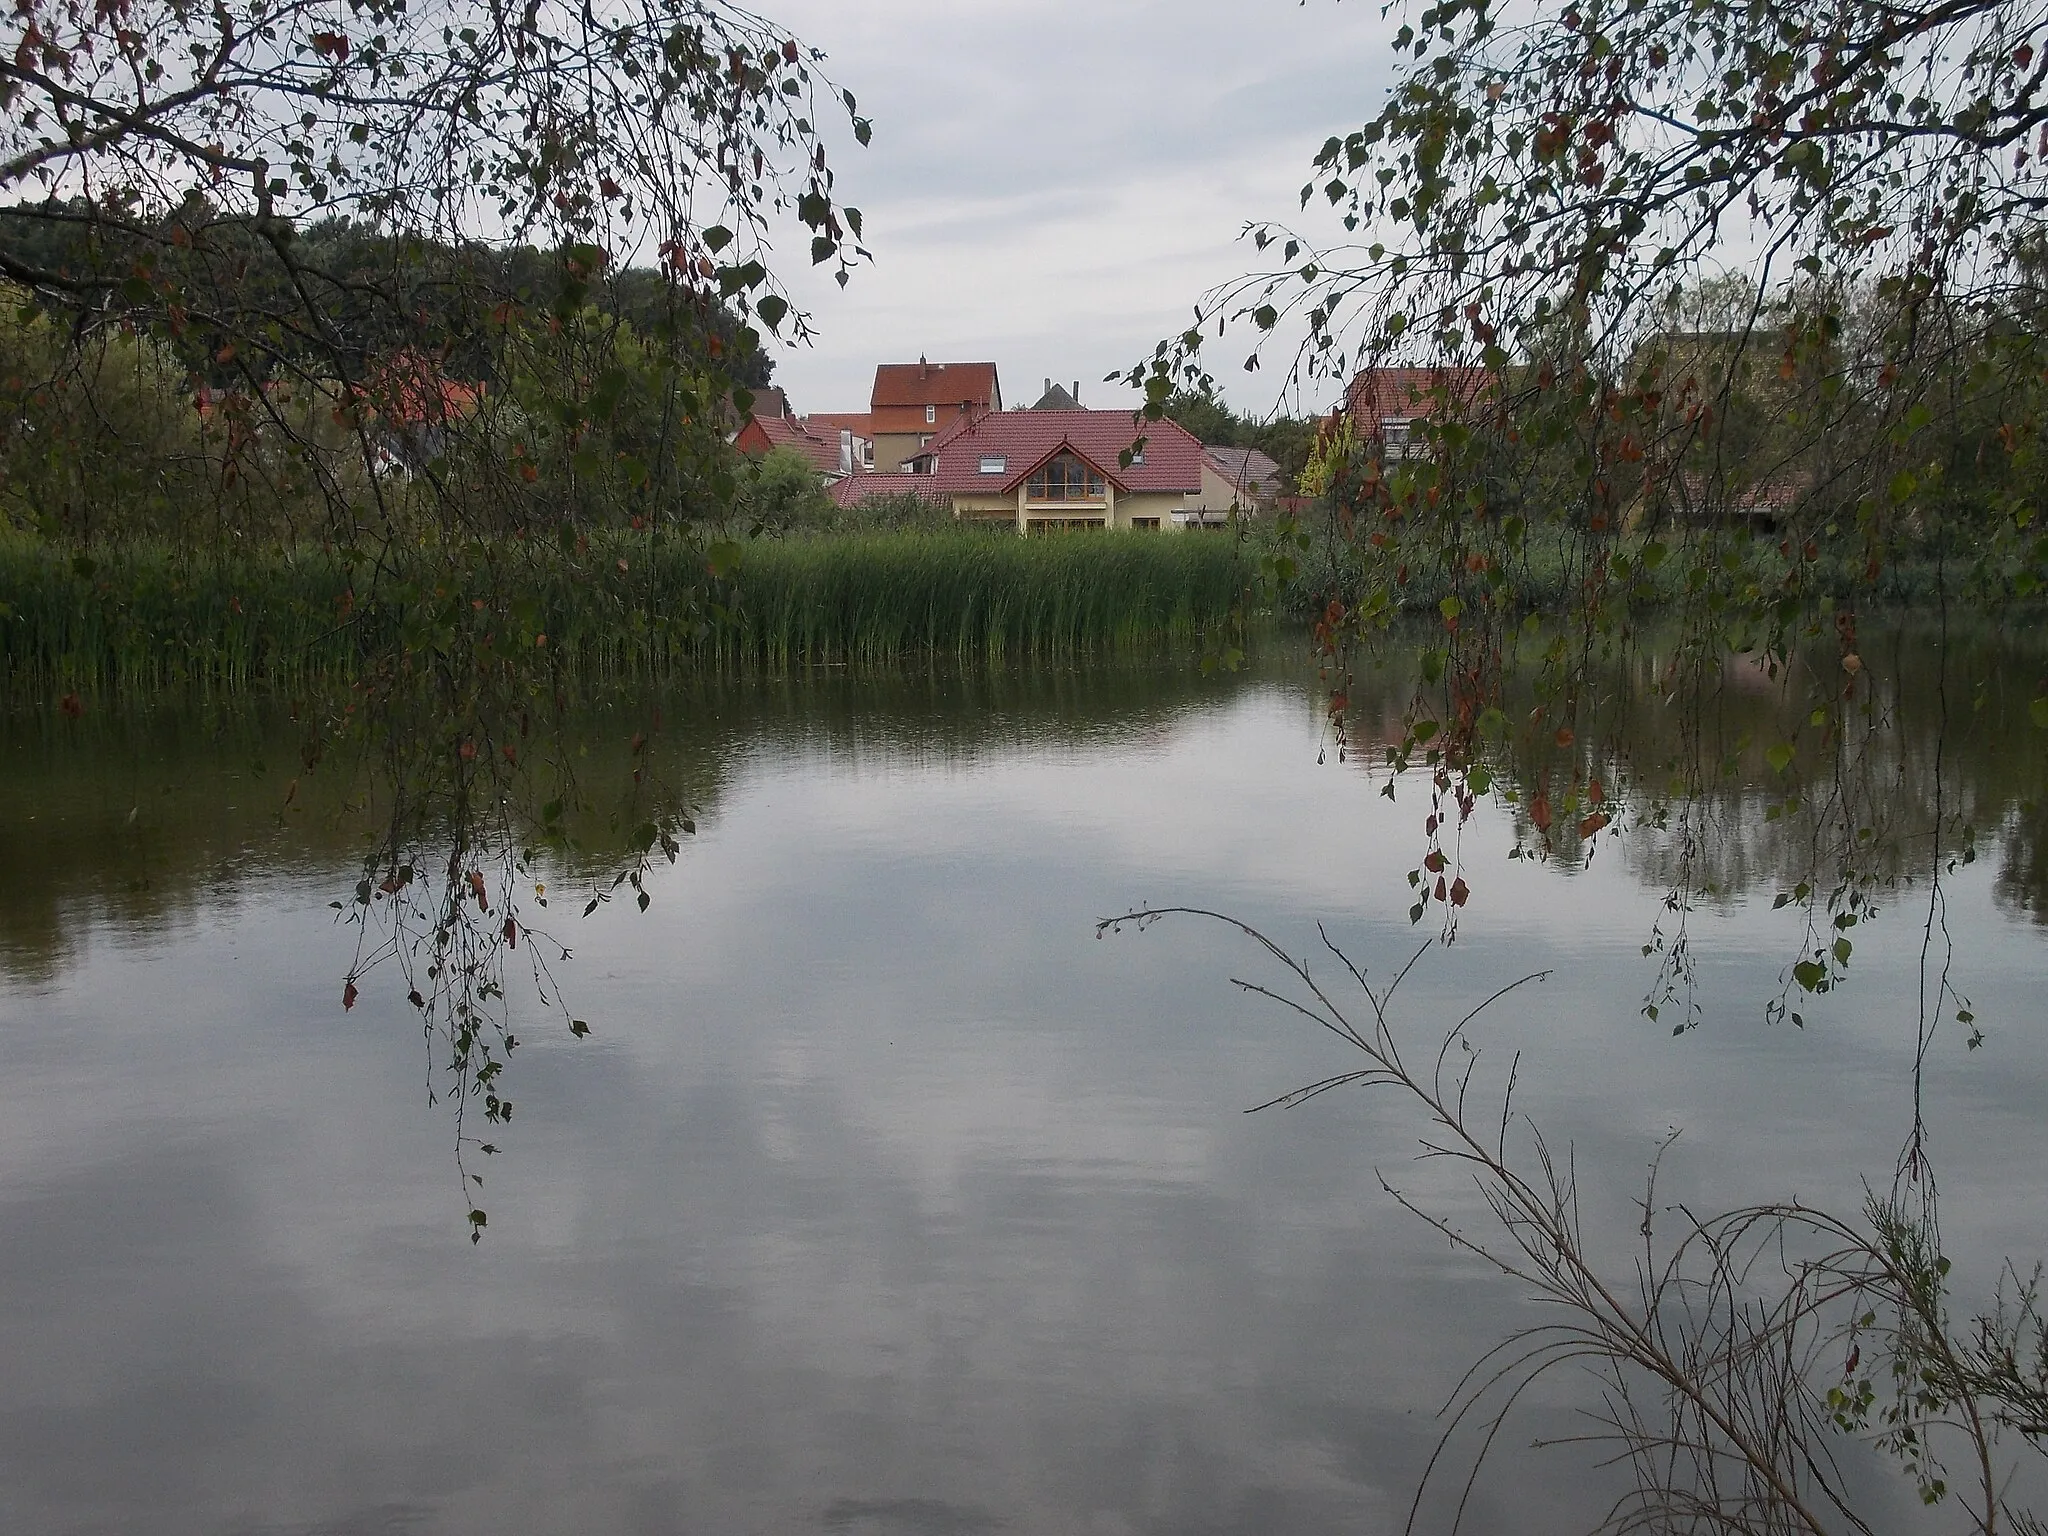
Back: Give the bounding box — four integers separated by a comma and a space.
1, 649, 2043, 1535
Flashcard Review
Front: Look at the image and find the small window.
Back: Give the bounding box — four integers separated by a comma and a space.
925, 404, 937, 424
979, 454, 1007, 474
1129, 448, 1145, 465
1132, 517, 1161, 530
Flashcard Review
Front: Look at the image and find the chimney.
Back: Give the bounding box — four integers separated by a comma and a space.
1072, 381, 1080, 407
1044, 377, 1052, 395
839, 428, 853, 476
919, 354, 929, 379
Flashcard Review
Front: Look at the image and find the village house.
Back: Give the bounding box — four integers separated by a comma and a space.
866, 358, 1002, 471
1029, 378, 1083, 410
834, 408, 1215, 532
1343, 366, 1495, 459
733, 411, 868, 480
1195, 445, 1283, 514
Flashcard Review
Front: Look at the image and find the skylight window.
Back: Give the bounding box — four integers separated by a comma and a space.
979, 454, 1007, 475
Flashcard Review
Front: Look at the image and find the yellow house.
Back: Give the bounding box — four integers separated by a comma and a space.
880, 408, 1215, 532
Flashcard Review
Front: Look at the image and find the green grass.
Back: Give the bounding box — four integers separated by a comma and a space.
0, 529, 1250, 696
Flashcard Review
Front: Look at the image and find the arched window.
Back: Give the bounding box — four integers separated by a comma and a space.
1027, 452, 1106, 501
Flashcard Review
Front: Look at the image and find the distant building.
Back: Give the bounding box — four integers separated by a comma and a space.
803, 413, 879, 470
733, 411, 868, 480
1029, 379, 1083, 411
842, 407, 1216, 532
867, 358, 1002, 471
1196, 445, 1283, 514
1342, 366, 1494, 459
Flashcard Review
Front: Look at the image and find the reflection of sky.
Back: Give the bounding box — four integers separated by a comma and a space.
1, 683, 2041, 1535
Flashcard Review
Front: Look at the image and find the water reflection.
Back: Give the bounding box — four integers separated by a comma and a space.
0, 648, 2042, 1535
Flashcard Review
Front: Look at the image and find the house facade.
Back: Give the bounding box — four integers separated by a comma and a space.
874, 409, 1212, 532
868, 358, 1002, 471
1192, 445, 1283, 517
1343, 366, 1494, 459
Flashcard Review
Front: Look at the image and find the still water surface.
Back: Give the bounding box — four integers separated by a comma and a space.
1, 655, 2044, 1535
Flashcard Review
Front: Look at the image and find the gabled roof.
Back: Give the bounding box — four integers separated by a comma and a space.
1344, 366, 1495, 424
903, 409, 1204, 496
1030, 380, 1081, 410
1202, 445, 1282, 493
871, 360, 1001, 410
829, 472, 947, 509
739, 412, 844, 476
804, 411, 877, 441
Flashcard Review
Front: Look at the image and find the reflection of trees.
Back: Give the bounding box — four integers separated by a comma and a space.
0, 660, 1274, 984
1329, 619, 2048, 963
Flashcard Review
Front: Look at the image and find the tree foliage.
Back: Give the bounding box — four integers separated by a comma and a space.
0, 0, 876, 1208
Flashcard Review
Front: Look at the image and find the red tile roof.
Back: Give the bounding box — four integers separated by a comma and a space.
1344, 366, 1494, 425
904, 409, 1204, 496
829, 473, 947, 509
804, 411, 878, 440
736, 412, 844, 476
871, 361, 1001, 410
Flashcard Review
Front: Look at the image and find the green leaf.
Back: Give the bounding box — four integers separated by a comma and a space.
1766, 742, 1795, 773
1793, 960, 1826, 991
755, 294, 788, 330
2031, 697, 2048, 730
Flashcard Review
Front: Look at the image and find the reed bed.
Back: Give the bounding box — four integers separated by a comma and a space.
712, 532, 1246, 668
0, 530, 1249, 697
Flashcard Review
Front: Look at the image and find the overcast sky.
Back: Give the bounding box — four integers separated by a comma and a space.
756, 0, 1395, 420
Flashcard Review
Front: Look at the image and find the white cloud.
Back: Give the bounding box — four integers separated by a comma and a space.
755, 0, 1397, 416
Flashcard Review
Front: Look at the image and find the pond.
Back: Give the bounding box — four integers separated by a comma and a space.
1, 645, 2044, 1536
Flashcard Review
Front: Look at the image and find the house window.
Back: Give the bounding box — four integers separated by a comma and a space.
1381, 417, 1414, 457
1129, 448, 1145, 465
979, 454, 1007, 475
925, 404, 937, 424
1026, 452, 1106, 502
1132, 517, 1160, 530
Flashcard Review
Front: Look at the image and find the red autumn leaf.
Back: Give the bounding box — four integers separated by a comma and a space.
1579, 811, 1610, 838
501, 743, 518, 764
1433, 876, 1447, 901
466, 870, 490, 910
502, 918, 518, 949
458, 738, 476, 760
1449, 877, 1470, 907
1587, 778, 1604, 805
1554, 727, 1575, 748
342, 979, 358, 1011
1531, 793, 1553, 833
58, 692, 84, 719
1423, 849, 1447, 873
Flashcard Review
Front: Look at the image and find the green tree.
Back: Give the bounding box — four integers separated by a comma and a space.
1126, 0, 2048, 1524
0, 0, 876, 1213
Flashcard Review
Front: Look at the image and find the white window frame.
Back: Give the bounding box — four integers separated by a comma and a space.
925, 404, 937, 424
979, 454, 1006, 475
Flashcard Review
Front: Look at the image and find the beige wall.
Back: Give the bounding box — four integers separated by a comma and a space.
872, 432, 932, 474
1192, 462, 1267, 515
944, 485, 1202, 532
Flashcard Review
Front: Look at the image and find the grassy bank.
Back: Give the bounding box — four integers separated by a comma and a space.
0, 530, 1251, 696
1257, 515, 2035, 623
